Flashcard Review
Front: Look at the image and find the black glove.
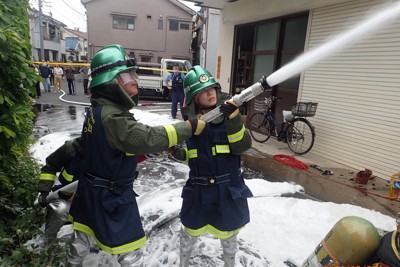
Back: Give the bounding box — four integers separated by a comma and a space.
38, 192, 49, 208
219, 101, 239, 119
186, 117, 206, 135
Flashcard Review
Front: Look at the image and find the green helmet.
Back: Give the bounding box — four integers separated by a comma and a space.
90, 44, 137, 89
184, 65, 221, 105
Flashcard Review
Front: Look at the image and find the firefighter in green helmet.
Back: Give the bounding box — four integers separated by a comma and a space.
168, 65, 253, 267
66, 45, 205, 267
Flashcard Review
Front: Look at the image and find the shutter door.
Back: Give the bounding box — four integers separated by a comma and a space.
301, 0, 400, 179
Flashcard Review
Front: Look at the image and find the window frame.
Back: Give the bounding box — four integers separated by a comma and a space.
112, 15, 136, 31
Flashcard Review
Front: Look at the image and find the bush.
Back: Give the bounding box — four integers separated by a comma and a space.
0, 1, 62, 266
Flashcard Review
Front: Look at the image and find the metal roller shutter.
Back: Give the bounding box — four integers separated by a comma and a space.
301, 0, 400, 179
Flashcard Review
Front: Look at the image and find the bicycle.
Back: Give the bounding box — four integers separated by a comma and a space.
247, 95, 318, 155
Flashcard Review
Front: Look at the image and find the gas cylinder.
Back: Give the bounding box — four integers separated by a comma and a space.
302, 216, 380, 267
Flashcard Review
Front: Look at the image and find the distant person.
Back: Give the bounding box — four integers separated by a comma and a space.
40, 63, 51, 92
53, 64, 64, 93
49, 64, 54, 86
65, 66, 76, 95
163, 63, 188, 120
79, 65, 90, 95
65, 44, 205, 266
168, 66, 253, 267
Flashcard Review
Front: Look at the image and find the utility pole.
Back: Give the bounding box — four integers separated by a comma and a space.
38, 0, 45, 61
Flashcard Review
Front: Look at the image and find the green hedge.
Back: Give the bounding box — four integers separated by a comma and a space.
0, 1, 52, 265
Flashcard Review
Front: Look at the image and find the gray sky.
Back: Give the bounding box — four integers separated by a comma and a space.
29, 0, 199, 32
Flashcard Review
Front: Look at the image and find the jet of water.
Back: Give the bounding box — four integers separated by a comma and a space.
266, 1, 400, 87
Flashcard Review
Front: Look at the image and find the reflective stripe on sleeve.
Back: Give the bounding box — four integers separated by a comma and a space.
187, 149, 198, 159
163, 124, 178, 147
61, 169, 74, 182
39, 173, 56, 181
215, 144, 230, 154
227, 124, 246, 143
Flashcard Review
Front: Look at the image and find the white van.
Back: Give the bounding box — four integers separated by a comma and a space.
136, 59, 192, 100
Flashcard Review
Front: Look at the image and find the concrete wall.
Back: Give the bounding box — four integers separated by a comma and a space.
85, 0, 193, 61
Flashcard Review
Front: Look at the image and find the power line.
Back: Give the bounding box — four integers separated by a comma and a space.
61, 0, 86, 17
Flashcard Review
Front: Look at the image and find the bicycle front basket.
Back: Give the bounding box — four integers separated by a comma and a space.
291, 102, 318, 117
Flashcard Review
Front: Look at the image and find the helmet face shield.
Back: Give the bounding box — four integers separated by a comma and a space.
117, 70, 139, 86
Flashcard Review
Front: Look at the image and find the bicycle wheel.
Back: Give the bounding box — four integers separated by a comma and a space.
286, 118, 315, 155
248, 112, 271, 143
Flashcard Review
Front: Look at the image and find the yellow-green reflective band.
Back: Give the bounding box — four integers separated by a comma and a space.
125, 152, 135, 156
391, 231, 400, 261
228, 124, 246, 143
185, 148, 189, 161
184, 225, 242, 240
39, 173, 56, 181
163, 124, 178, 147
215, 144, 230, 154
61, 169, 74, 182
212, 147, 216, 156
73, 221, 147, 255
187, 149, 198, 159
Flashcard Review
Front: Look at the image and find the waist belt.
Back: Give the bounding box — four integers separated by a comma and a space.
85, 171, 138, 190
189, 169, 241, 186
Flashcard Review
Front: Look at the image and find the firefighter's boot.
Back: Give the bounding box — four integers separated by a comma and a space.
220, 234, 238, 267
179, 227, 197, 267
117, 249, 144, 267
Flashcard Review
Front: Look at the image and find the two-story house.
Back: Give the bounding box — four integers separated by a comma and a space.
64, 28, 88, 62
81, 0, 195, 63
185, 0, 400, 180
28, 8, 67, 62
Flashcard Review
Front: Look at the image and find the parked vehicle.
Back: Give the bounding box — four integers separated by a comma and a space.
136, 59, 192, 100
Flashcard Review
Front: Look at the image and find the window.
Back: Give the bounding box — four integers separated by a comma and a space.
180, 23, 189, 30
158, 19, 163, 30
140, 56, 151, 62
113, 15, 135, 30
169, 20, 179, 31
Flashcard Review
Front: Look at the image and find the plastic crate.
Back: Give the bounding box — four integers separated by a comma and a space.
291, 102, 318, 117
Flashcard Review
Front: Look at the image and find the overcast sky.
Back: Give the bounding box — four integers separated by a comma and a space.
29, 0, 200, 32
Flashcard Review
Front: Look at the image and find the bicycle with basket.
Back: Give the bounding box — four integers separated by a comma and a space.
247, 95, 318, 155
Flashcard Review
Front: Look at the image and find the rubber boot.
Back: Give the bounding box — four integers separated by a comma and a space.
179, 227, 198, 267
117, 248, 144, 267
65, 231, 93, 267
220, 234, 238, 267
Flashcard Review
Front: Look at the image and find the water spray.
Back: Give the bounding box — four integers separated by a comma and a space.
201, 1, 400, 123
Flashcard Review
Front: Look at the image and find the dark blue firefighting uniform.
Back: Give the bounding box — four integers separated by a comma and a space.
69, 106, 144, 254
180, 120, 253, 238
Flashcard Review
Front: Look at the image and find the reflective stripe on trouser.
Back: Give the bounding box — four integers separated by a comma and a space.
43, 198, 71, 248
66, 231, 144, 267
220, 233, 238, 267
179, 227, 198, 267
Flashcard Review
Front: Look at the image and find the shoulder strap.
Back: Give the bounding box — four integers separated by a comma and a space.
391, 231, 400, 261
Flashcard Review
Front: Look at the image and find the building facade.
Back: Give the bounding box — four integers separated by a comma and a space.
64, 28, 88, 62
81, 0, 195, 62
28, 9, 67, 62
187, 0, 400, 180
